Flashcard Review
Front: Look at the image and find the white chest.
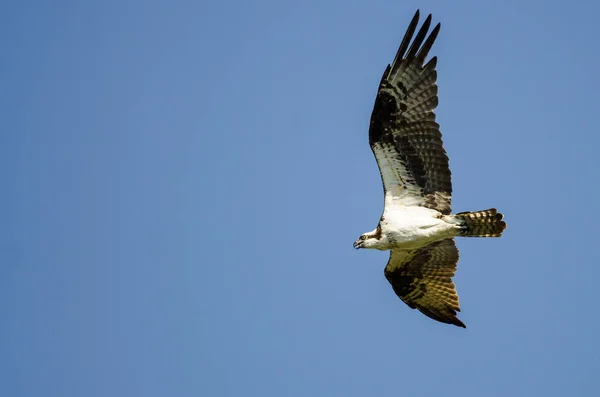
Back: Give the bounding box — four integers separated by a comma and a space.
380, 206, 453, 249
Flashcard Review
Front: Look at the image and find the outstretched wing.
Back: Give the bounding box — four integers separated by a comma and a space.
369, 10, 452, 214
384, 239, 465, 328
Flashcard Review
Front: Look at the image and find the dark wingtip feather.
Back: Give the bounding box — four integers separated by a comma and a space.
415, 22, 441, 62
405, 14, 432, 60
389, 10, 421, 77
416, 305, 466, 328
440, 313, 466, 328
425, 56, 438, 69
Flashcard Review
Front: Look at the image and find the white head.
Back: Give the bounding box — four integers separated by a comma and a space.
353, 227, 383, 250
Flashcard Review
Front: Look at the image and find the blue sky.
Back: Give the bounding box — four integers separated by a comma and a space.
2, 0, 600, 395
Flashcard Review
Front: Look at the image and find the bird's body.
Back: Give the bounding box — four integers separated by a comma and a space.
363, 207, 458, 250
354, 10, 507, 328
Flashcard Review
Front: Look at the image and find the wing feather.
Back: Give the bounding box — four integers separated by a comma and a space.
389, 10, 420, 78
403, 14, 431, 62
384, 239, 465, 328
369, 11, 452, 215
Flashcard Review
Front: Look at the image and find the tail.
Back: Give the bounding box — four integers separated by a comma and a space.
454, 208, 506, 237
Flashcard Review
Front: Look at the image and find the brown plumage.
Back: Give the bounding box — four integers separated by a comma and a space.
455, 208, 507, 237
384, 239, 464, 328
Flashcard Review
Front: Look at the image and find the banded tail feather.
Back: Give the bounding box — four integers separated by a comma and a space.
455, 208, 506, 237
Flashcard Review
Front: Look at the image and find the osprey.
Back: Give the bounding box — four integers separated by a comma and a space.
354, 10, 506, 328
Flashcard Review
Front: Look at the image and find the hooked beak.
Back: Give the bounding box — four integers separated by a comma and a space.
353, 240, 362, 250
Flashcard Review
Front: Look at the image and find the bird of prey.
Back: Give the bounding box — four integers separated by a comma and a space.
353, 10, 506, 328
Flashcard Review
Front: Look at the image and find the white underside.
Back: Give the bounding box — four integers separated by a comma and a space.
376, 201, 460, 250
373, 143, 424, 207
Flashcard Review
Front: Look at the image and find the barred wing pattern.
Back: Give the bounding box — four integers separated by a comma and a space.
369, 10, 452, 214
384, 239, 465, 328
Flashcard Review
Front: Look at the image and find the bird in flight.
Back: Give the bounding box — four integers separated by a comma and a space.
354, 10, 506, 328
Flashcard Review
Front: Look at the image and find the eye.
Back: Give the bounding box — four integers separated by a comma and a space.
360, 236, 366, 241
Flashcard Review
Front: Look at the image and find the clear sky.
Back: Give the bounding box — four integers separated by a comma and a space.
2, 0, 600, 396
